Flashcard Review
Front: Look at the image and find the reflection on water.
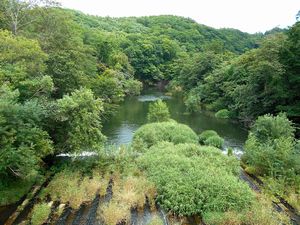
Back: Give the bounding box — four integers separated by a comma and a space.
102, 89, 248, 152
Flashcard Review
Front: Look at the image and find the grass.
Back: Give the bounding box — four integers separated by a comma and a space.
203, 194, 292, 225
30, 202, 51, 225
261, 176, 300, 213
99, 171, 157, 225
101, 202, 129, 225
42, 169, 105, 209
148, 215, 164, 225
286, 191, 300, 212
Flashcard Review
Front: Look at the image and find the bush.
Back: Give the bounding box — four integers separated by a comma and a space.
132, 121, 198, 150
31, 203, 51, 225
199, 130, 224, 148
198, 130, 218, 143
215, 109, 230, 119
138, 142, 253, 216
242, 113, 299, 180
147, 99, 170, 122
124, 79, 143, 96
184, 89, 201, 112
204, 135, 224, 148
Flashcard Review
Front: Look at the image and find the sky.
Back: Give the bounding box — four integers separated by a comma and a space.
58, 0, 300, 34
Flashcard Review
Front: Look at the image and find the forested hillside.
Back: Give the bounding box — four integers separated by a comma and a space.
0, 1, 299, 224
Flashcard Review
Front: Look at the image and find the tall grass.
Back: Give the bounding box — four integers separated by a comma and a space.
31, 203, 51, 225
99, 172, 157, 224
42, 169, 105, 209
203, 194, 292, 225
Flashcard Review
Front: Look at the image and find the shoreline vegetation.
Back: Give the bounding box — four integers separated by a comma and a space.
1, 99, 299, 225
0, 1, 299, 224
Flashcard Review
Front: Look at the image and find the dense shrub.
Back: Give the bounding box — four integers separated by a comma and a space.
147, 99, 170, 122
132, 121, 198, 150
204, 135, 224, 148
138, 142, 253, 216
215, 109, 230, 119
242, 114, 299, 180
199, 130, 218, 142
124, 79, 143, 96
199, 130, 224, 148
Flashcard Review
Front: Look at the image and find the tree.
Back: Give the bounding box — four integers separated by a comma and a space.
147, 99, 170, 122
53, 88, 106, 154
46, 49, 97, 97
0, 85, 53, 179
1, 0, 57, 35
243, 113, 299, 181
279, 21, 300, 117
0, 30, 54, 100
198, 34, 287, 123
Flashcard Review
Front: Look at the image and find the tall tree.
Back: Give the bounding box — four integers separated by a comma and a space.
279, 21, 300, 117
53, 88, 106, 154
1, 0, 56, 35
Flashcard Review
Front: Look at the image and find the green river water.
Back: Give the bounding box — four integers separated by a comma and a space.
102, 88, 248, 156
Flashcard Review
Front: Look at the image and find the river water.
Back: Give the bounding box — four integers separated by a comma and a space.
102, 89, 248, 155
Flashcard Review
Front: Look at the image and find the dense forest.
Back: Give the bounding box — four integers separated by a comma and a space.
0, 1, 299, 224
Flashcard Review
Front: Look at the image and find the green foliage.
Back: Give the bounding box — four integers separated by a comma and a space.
90, 69, 125, 114
132, 121, 198, 150
147, 99, 170, 122
138, 142, 253, 216
278, 21, 300, 116
123, 79, 143, 96
0, 30, 47, 76
184, 88, 201, 112
215, 109, 230, 119
198, 34, 287, 123
54, 88, 106, 153
31, 203, 51, 225
0, 30, 53, 100
46, 49, 97, 98
203, 195, 292, 225
227, 147, 234, 156
199, 130, 224, 148
0, 176, 37, 206
0, 85, 53, 179
204, 135, 224, 148
243, 114, 299, 183
199, 130, 218, 142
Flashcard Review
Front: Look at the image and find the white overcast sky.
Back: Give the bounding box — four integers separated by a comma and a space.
58, 0, 300, 33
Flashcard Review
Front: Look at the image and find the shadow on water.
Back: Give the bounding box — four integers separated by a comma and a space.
103, 88, 248, 151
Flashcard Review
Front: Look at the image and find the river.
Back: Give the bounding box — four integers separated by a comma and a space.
102, 88, 248, 156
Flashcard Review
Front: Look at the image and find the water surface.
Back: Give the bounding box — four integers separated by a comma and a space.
102, 89, 248, 154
